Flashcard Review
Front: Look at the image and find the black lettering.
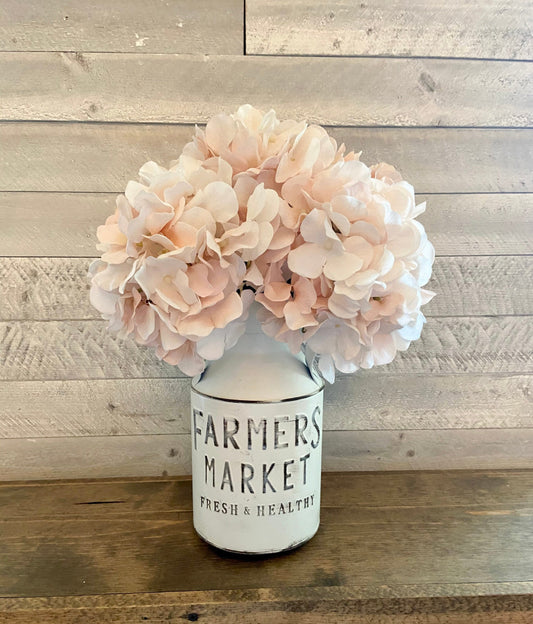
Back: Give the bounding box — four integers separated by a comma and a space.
204, 456, 215, 487
241, 463, 254, 493
221, 460, 234, 492
300, 452, 310, 485
223, 417, 240, 449
283, 459, 295, 491
295, 414, 308, 446
311, 406, 321, 449
205, 414, 219, 447
193, 408, 203, 451
274, 416, 289, 449
248, 418, 267, 450
262, 463, 276, 493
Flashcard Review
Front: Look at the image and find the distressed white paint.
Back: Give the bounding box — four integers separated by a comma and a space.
190, 307, 324, 553
190, 391, 323, 553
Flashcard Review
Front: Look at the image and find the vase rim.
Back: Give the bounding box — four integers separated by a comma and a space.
190, 382, 324, 404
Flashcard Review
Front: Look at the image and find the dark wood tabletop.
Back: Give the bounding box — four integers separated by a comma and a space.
1, 470, 532, 622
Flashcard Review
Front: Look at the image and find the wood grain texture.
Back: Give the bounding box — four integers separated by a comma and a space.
0, 583, 533, 624
2, 124, 531, 193
417, 194, 533, 256
0, 192, 115, 257
4, 470, 533, 513
1, 589, 533, 624
0, 435, 191, 480
3, 256, 531, 321
425, 256, 533, 316
0, 317, 531, 382
0, 0, 243, 54
325, 429, 533, 471
0, 375, 530, 439
1, 428, 532, 480
2, 53, 531, 126
0, 472, 532, 607
2, 192, 532, 257
1, 0, 532, 494
0, 122, 192, 193
326, 128, 533, 195
246, 0, 533, 60
4, 470, 533, 514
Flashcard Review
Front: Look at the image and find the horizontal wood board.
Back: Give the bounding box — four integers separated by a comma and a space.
246, 0, 533, 60
1, 317, 532, 382
1, 429, 532, 480
3, 255, 532, 320
0, 375, 531, 439
1, 192, 532, 258
0, 0, 243, 54
1, 124, 532, 193
1, 53, 531, 126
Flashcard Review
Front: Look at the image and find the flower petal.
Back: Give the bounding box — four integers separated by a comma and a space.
265, 281, 291, 302
288, 243, 327, 279
247, 184, 279, 222
323, 251, 363, 281
191, 181, 239, 223
205, 114, 236, 155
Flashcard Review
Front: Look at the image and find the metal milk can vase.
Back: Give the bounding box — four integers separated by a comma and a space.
190, 303, 324, 554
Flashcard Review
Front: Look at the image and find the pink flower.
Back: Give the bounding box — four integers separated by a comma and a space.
90, 106, 434, 380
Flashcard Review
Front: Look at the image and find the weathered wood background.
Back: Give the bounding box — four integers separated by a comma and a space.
1, 0, 532, 479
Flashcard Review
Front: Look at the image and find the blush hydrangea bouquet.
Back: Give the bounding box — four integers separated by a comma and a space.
90, 105, 434, 382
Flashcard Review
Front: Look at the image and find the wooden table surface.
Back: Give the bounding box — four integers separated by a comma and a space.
1, 470, 533, 622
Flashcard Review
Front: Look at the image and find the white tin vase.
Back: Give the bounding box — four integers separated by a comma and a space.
190, 303, 324, 554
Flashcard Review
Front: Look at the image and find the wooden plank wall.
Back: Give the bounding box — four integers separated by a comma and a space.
1, 0, 532, 479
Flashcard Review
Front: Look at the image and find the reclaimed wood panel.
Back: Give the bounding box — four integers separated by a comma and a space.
1, 124, 532, 193
2, 53, 531, 126
0, 375, 530, 439
0, 430, 532, 479
1, 588, 533, 623
417, 194, 533, 257
0, 0, 243, 54
1, 0, 532, 487
327, 374, 533, 431
1, 472, 532, 604
3, 470, 533, 515
246, 0, 533, 60
3, 256, 531, 321
0, 193, 114, 257
0, 317, 531, 382
2, 192, 532, 257
4, 470, 533, 515
426, 256, 533, 316
0, 123, 192, 193
0, 435, 191, 480
325, 429, 533, 472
